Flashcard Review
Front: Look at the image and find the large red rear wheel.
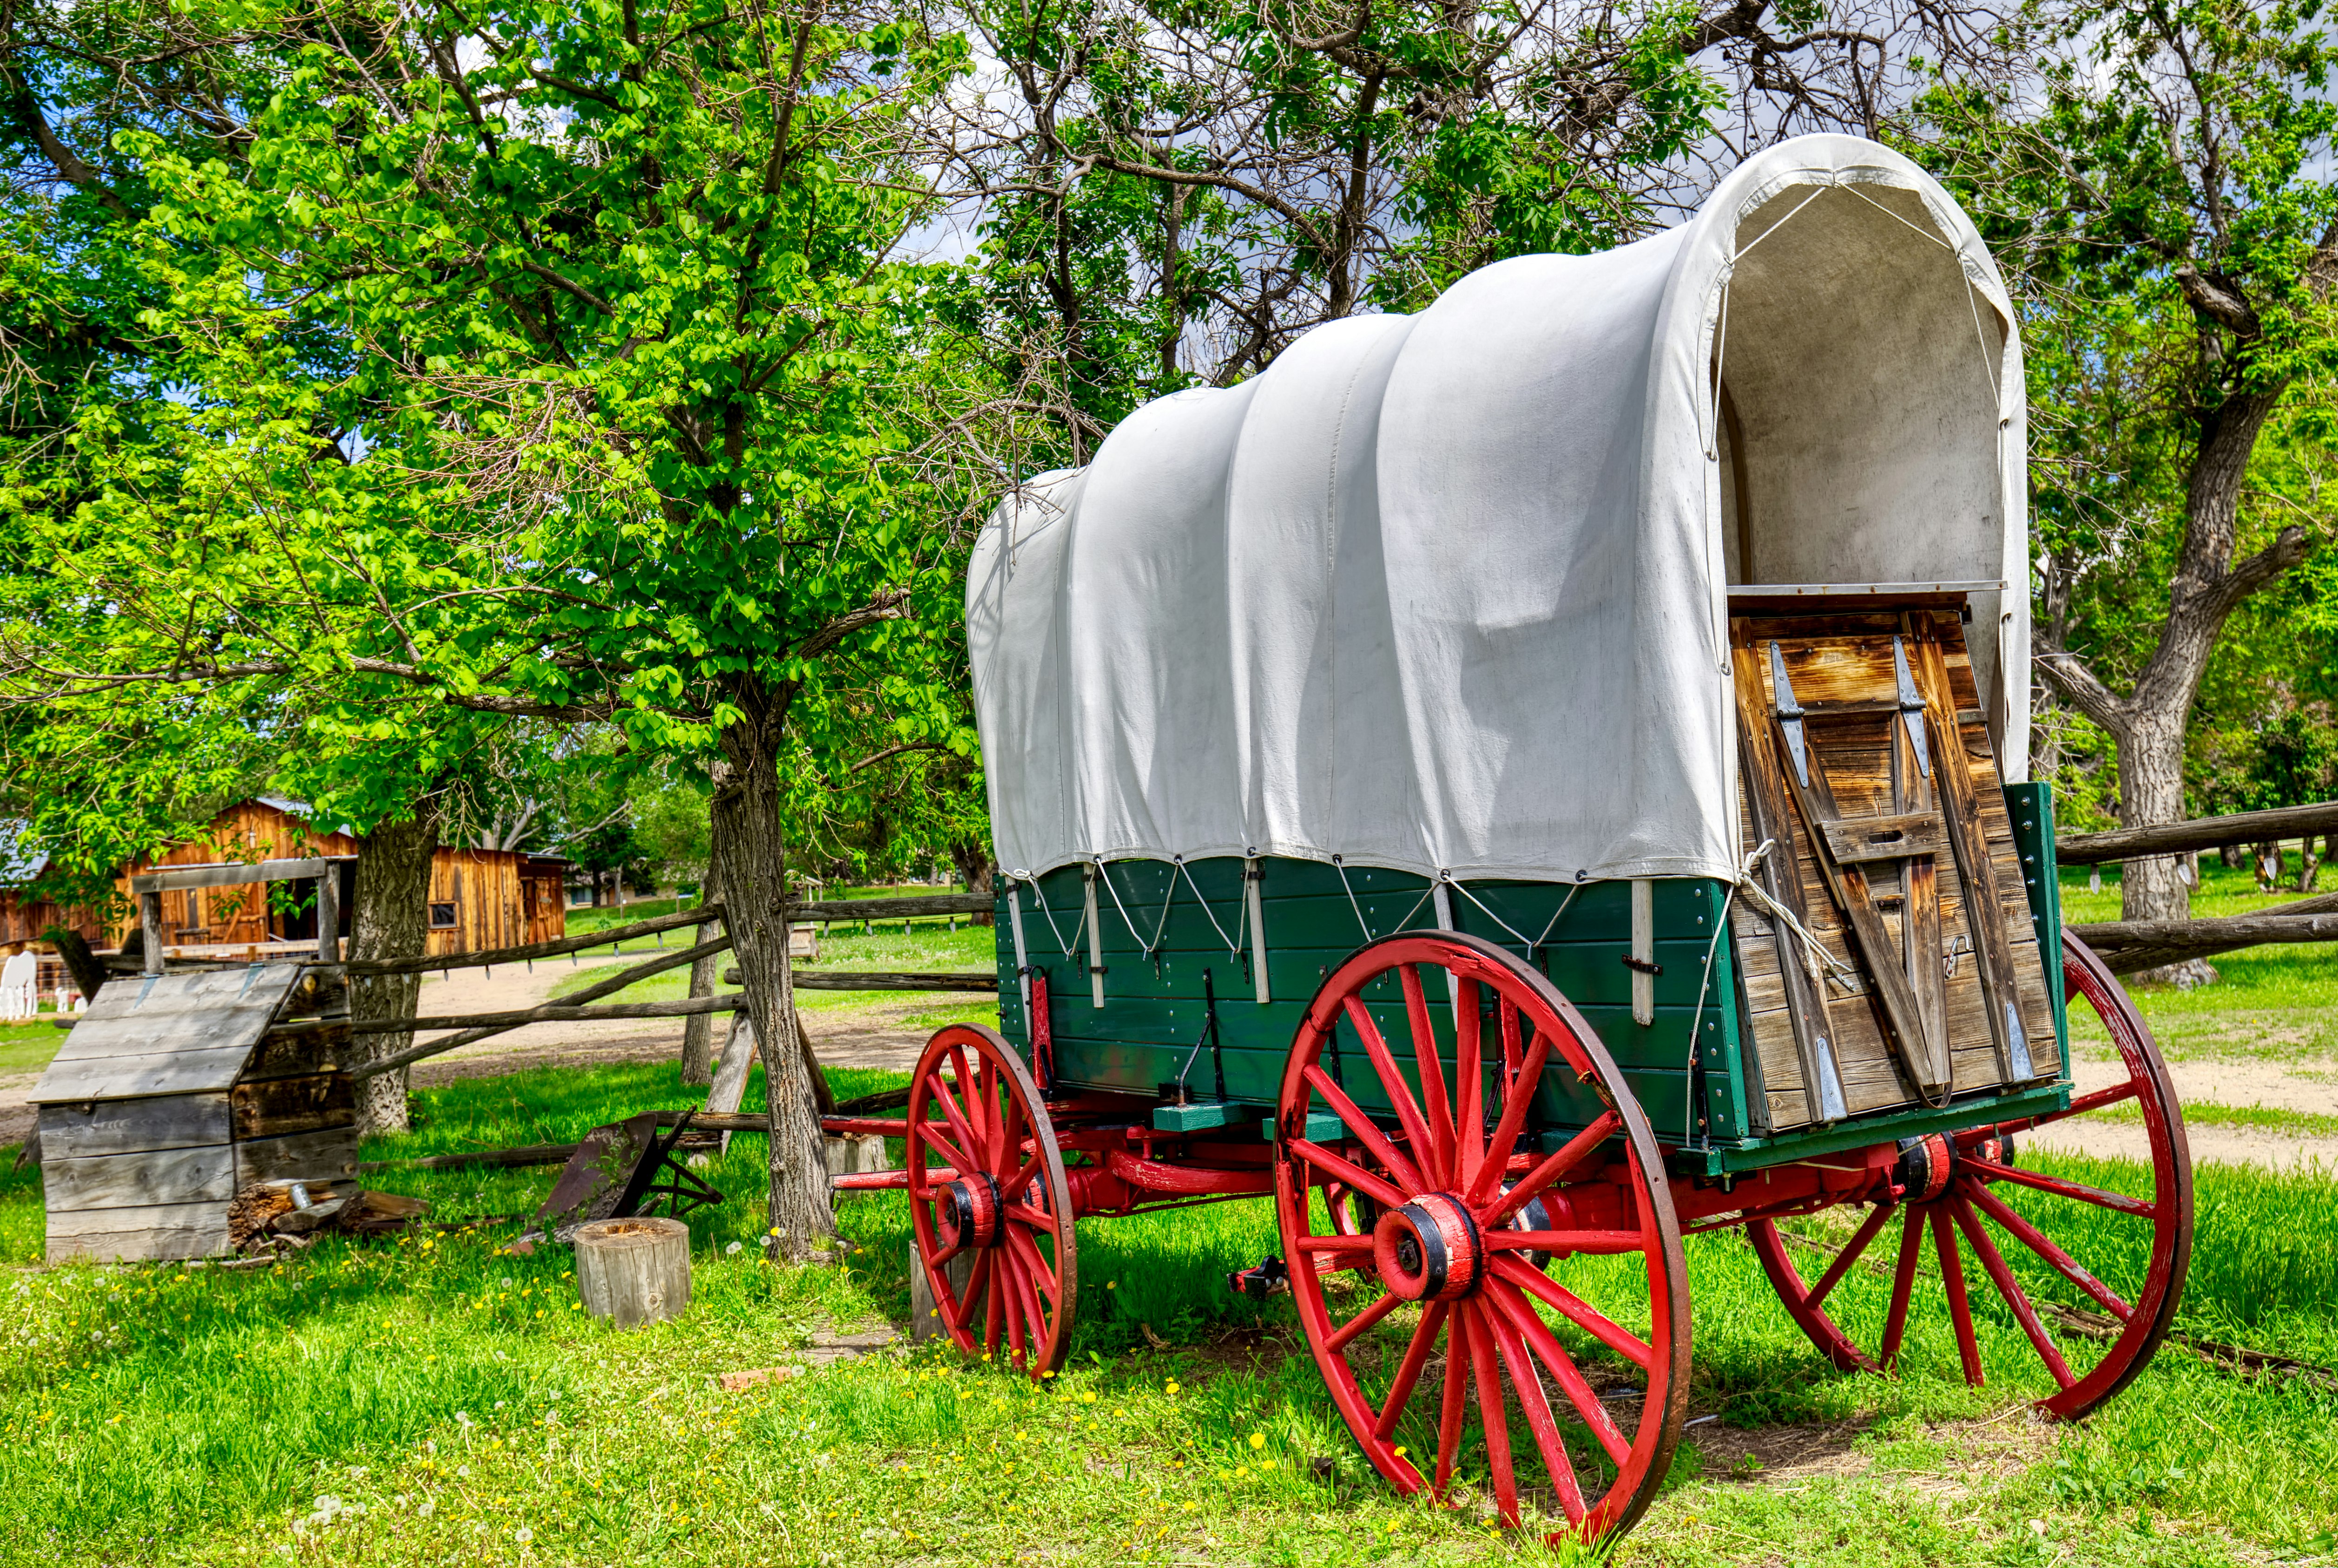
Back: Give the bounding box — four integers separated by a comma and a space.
907, 1024, 1078, 1379
1273, 931, 1690, 1543
1750, 931, 2191, 1418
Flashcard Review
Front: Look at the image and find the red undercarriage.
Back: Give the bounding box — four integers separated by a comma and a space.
824, 1092, 1936, 1237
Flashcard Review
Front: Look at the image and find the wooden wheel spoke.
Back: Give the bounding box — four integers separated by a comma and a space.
1950, 1195, 2075, 1390
1963, 1156, 2156, 1219
951, 1251, 992, 1333
1436, 1302, 1473, 1493
1327, 1288, 1405, 1353
1465, 1305, 1523, 1527
1342, 995, 1438, 1168
1971, 1078, 2139, 1136
1879, 1206, 1924, 1365
982, 1252, 1005, 1351
928, 1241, 965, 1271
1007, 1242, 1051, 1340
1480, 1110, 1620, 1223
1483, 1282, 1631, 1468
1003, 1225, 1061, 1307
1000, 1252, 1028, 1361
1455, 978, 1486, 1190
928, 1093, 987, 1182
1930, 1207, 1985, 1386
917, 1126, 978, 1187
1002, 1199, 1057, 1233
1301, 1065, 1428, 1193
1488, 1255, 1653, 1370
980, 1056, 1005, 1165
1482, 1289, 1588, 1523
1466, 1030, 1555, 1207
999, 1151, 1045, 1205
1487, 1228, 1646, 1255
1297, 1233, 1375, 1259
1399, 964, 1458, 1186
1965, 1183, 2134, 1321
1288, 1139, 1411, 1212
1805, 1203, 1896, 1312
1372, 1300, 1451, 1441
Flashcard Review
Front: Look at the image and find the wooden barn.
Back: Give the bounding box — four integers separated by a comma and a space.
32, 959, 356, 1262
108, 799, 569, 961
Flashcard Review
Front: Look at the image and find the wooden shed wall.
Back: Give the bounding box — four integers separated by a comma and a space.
113, 801, 362, 949
424, 848, 569, 956
0, 890, 104, 948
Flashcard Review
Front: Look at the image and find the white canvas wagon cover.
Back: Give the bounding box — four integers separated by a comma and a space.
968, 135, 2029, 886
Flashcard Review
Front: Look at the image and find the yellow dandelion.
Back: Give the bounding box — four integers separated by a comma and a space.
1080, 1391, 1097, 1404
1248, 1432, 1265, 1449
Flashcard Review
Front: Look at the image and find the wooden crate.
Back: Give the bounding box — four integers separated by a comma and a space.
33, 963, 358, 1263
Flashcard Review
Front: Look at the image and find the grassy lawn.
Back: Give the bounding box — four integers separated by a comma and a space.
1, 1045, 2333, 1568
0, 1019, 64, 1077
1, 866, 2333, 1565
550, 925, 998, 1017
2061, 860, 2338, 1068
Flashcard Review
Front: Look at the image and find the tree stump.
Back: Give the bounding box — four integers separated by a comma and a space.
909, 1240, 973, 1344
574, 1217, 692, 1329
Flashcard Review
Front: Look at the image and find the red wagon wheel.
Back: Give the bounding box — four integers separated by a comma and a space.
1750, 931, 2192, 1419
1273, 931, 1691, 1543
907, 1023, 1079, 1379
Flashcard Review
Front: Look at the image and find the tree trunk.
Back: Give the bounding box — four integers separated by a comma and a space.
347, 801, 439, 1135
710, 688, 836, 1261
678, 849, 724, 1086
950, 841, 995, 927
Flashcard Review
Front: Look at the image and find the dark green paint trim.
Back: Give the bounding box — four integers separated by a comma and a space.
2004, 782, 2069, 1052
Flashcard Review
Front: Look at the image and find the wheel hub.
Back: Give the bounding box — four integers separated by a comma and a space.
1372, 1192, 1486, 1302
938, 1172, 1005, 1249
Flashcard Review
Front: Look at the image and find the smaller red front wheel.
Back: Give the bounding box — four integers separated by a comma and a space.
907, 1024, 1079, 1378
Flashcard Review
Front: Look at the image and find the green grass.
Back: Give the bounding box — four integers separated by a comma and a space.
2061, 859, 2338, 1063
0, 1020, 63, 1076
550, 925, 999, 1015
1, 1046, 2335, 1567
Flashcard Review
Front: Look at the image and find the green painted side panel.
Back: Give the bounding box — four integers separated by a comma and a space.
989, 852, 2054, 1167
995, 860, 1742, 1145
2003, 782, 2070, 1054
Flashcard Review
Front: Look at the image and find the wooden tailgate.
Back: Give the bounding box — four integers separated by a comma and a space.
1729, 603, 2058, 1132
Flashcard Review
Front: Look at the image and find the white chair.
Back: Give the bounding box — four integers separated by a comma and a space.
0, 951, 37, 1022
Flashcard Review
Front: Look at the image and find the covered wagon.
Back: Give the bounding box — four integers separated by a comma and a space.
831, 134, 2189, 1547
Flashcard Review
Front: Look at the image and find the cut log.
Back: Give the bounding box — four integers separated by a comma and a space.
2069, 907, 2338, 974
574, 1217, 693, 1329
909, 1240, 973, 1344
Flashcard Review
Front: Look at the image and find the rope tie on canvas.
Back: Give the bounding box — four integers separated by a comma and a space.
1331, 855, 1437, 945
1022, 875, 1087, 961
1097, 857, 1176, 957
1174, 857, 1246, 962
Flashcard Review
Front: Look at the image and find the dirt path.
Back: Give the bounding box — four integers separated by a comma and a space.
2037, 1050, 2338, 1171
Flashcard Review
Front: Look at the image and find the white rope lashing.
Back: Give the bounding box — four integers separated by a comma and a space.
1096, 858, 1176, 957
1332, 855, 1438, 945
1021, 874, 1087, 961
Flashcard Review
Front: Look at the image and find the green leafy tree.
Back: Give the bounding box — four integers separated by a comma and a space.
1923, 0, 2338, 958
1, 0, 982, 1253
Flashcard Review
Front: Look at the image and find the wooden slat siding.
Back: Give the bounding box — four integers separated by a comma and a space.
230, 1073, 358, 1140
1729, 609, 2057, 1132
425, 847, 532, 959
0, 889, 105, 947
47, 1201, 230, 1263
235, 1126, 362, 1186
31, 964, 306, 1102
44, 1146, 238, 1210
243, 1022, 351, 1081
111, 800, 362, 948
39, 1095, 232, 1160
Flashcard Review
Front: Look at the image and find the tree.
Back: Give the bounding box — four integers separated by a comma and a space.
3, 0, 985, 1256
1923, 0, 2338, 967
939, 0, 1992, 460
